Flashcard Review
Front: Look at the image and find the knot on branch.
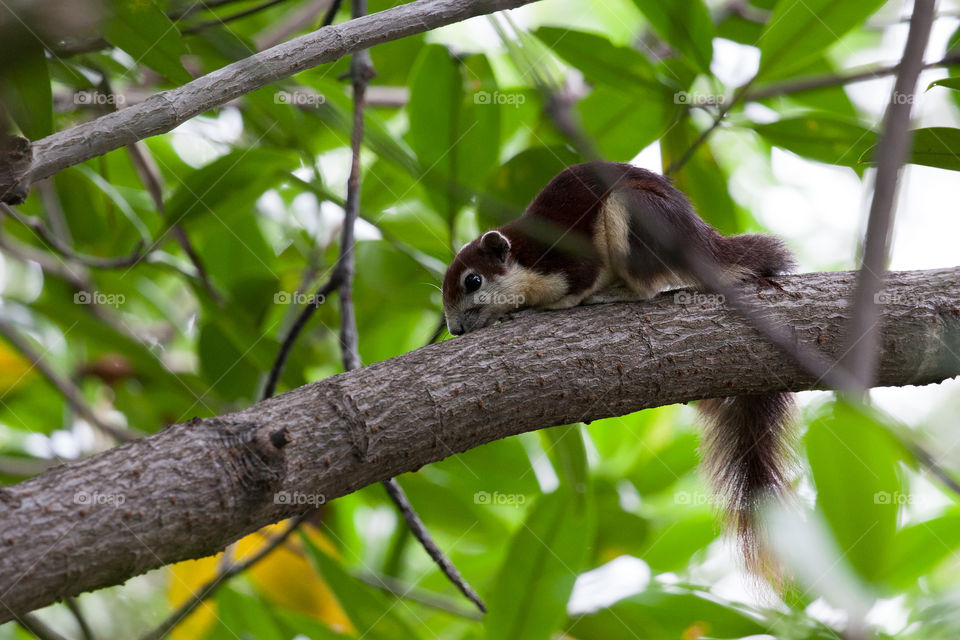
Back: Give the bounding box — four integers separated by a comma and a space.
0, 135, 33, 205
215, 420, 288, 506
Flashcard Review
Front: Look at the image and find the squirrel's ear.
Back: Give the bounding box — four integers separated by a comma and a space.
480, 230, 511, 263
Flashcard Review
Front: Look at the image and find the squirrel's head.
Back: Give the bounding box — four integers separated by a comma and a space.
442, 230, 518, 335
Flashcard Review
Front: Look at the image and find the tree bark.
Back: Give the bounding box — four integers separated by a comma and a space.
1, 268, 959, 621
0, 0, 541, 203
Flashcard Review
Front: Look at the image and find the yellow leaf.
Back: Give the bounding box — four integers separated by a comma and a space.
0, 339, 34, 393
167, 520, 352, 638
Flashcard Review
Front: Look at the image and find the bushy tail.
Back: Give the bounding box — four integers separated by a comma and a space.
714, 233, 796, 277
698, 393, 796, 574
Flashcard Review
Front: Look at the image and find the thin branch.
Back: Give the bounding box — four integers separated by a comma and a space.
746, 52, 960, 102
382, 479, 487, 612
64, 597, 96, 640
0, 317, 140, 442
355, 570, 484, 621
665, 82, 752, 176
0, 455, 60, 478
256, 0, 336, 49
321, 0, 345, 26
181, 0, 292, 35
169, 0, 255, 21
139, 512, 311, 640
54, 0, 293, 55
17, 614, 69, 640
840, 0, 936, 391
1, 204, 146, 269
261, 277, 338, 400
0, 229, 88, 287
124, 141, 220, 303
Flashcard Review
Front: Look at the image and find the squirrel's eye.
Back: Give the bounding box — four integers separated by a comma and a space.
464, 273, 482, 293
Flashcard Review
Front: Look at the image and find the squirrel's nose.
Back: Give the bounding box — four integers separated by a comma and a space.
449, 323, 465, 336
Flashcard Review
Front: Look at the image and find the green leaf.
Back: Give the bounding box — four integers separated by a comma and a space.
806, 402, 903, 582
752, 114, 876, 169
0, 36, 51, 139
484, 489, 596, 640
880, 508, 960, 588
927, 77, 960, 92
164, 148, 294, 227
860, 127, 960, 172
486, 146, 582, 218
103, 0, 193, 85
904, 127, 960, 171
630, 0, 714, 74
542, 424, 590, 491
661, 116, 740, 234
578, 85, 677, 161
568, 588, 769, 639
628, 432, 700, 495
214, 588, 285, 640
637, 512, 717, 571
407, 46, 501, 218
533, 27, 660, 89
301, 532, 424, 640
756, 0, 886, 80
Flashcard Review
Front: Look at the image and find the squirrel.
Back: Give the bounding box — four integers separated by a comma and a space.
441, 161, 796, 572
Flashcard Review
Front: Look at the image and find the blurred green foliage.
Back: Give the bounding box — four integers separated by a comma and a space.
2, 0, 960, 639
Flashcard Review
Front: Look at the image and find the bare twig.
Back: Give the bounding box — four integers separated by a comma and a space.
0, 228, 88, 287
665, 82, 752, 176
382, 479, 486, 612
181, 0, 292, 35
256, 0, 336, 49
261, 277, 338, 399
124, 142, 220, 302
17, 614, 69, 640
139, 512, 311, 640
321, 0, 345, 26
355, 569, 484, 621
169, 0, 254, 21
746, 52, 960, 102
0, 455, 60, 478
840, 0, 936, 391
1, 204, 146, 269
64, 597, 96, 640
0, 317, 140, 442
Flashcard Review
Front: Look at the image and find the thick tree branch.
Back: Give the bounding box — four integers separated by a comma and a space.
0, 0, 541, 204
0, 268, 958, 622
